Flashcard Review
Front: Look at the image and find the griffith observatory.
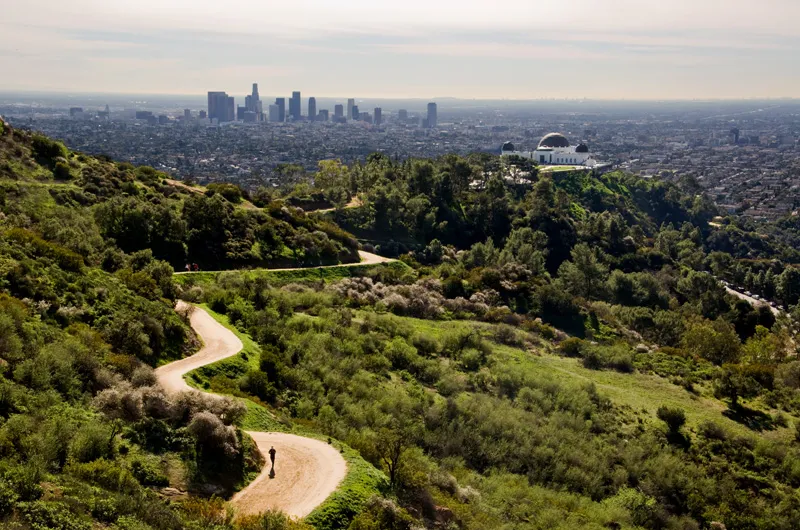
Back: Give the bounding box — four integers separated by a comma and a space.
501, 133, 596, 167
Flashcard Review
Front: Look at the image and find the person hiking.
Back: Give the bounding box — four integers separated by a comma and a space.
269, 446, 276, 466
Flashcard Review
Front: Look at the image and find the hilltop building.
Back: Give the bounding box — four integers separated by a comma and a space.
501, 133, 595, 166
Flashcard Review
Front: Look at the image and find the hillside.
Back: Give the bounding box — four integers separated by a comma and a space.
178, 154, 800, 529
4, 121, 800, 530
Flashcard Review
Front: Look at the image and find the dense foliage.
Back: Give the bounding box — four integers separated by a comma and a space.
6, 120, 800, 529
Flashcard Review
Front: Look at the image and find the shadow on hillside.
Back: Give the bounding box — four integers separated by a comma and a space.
666, 431, 692, 450
723, 406, 777, 432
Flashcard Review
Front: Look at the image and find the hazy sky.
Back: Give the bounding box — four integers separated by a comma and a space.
3, 0, 799, 99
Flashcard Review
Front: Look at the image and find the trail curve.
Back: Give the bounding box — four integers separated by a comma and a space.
155, 301, 347, 518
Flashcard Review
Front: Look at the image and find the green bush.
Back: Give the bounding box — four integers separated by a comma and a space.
53, 161, 72, 180
31, 134, 68, 160
0, 478, 18, 516
130, 459, 169, 487
18, 500, 92, 530
656, 406, 687, 434
559, 337, 584, 357
67, 460, 140, 494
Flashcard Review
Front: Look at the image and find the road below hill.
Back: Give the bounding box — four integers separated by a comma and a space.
155, 301, 347, 518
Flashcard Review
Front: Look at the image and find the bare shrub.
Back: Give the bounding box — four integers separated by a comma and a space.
130, 365, 157, 387
187, 411, 240, 458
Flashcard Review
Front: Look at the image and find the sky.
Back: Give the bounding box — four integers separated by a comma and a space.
2, 0, 799, 100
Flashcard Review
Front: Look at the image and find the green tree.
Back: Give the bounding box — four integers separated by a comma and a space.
557, 243, 609, 299
682, 319, 741, 365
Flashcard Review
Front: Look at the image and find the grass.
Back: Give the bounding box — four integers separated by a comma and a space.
361, 311, 798, 442
174, 260, 411, 287
183, 304, 386, 529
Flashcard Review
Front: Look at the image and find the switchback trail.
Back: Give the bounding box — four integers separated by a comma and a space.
155, 301, 347, 518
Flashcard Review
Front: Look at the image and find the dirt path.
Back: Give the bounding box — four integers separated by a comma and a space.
176, 249, 395, 275
155, 301, 347, 518
311, 196, 363, 214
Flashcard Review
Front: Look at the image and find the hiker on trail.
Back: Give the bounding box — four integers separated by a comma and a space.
193, 263, 199, 271
184, 263, 190, 272
269, 446, 276, 466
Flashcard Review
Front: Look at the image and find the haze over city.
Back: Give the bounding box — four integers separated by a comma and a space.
3, 0, 800, 99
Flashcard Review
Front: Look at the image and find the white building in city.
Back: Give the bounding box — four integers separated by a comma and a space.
501, 133, 595, 166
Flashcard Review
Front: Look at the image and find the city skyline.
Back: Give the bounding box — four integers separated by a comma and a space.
2, 1, 800, 99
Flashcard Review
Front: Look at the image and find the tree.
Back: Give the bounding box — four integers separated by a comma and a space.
777, 267, 800, 307
682, 319, 741, 365
557, 243, 609, 299
657, 406, 687, 436
714, 365, 759, 409
375, 421, 420, 488
315, 159, 351, 208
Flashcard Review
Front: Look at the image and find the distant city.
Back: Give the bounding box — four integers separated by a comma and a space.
2, 91, 799, 222
203, 83, 437, 129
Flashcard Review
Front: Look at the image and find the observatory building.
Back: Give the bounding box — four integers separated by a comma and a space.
501, 133, 594, 166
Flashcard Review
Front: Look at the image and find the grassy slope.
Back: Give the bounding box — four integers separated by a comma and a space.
377, 313, 799, 443
184, 304, 386, 529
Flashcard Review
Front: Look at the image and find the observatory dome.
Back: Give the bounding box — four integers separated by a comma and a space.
538, 133, 570, 149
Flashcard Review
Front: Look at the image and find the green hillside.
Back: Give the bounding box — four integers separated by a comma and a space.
4, 120, 800, 530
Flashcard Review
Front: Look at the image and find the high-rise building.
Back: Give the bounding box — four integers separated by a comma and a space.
352, 105, 359, 120
199, 110, 207, 119
427, 102, 437, 128
184, 109, 191, 120
334, 104, 344, 119
268, 104, 280, 122
275, 98, 286, 122
208, 91, 231, 122
318, 109, 329, 122
398, 109, 408, 122
226, 96, 235, 122
374, 107, 382, 126
248, 83, 262, 120
347, 98, 355, 120
69, 107, 84, 117
308, 97, 316, 122
290, 91, 301, 120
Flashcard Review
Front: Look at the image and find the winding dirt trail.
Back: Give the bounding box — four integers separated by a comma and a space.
175, 249, 394, 275
155, 301, 347, 518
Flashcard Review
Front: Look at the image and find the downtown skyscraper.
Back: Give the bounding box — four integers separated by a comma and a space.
427, 102, 438, 128
308, 97, 316, 122
245, 83, 262, 120
207, 91, 234, 123
290, 91, 301, 121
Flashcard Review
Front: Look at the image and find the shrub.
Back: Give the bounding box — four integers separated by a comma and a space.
187, 411, 240, 458
0, 478, 19, 515
559, 337, 584, 357
130, 459, 169, 487
698, 420, 728, 441
54, 161, 72, 179
17, 500, 92, 530
69, 421, 116, 463
582, 349, 603, 370
31, 134, 68, 160
657, 406, 687, 434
